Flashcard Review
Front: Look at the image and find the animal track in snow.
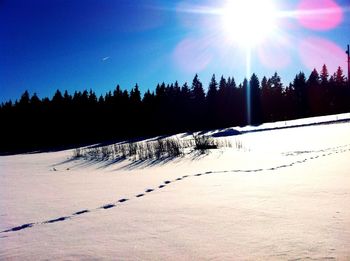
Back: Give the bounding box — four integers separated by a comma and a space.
101, 204, 115, 209
45, 216, 69, 224
2, 144, 349, 234
2, 223, 34, 233
74, 210, 89, 215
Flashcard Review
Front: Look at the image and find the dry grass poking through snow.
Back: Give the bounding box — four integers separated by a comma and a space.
73, 135, 243, 162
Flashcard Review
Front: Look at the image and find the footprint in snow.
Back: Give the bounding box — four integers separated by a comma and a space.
73, 210, 89, 215
45, 216, 69, 224
2, 223, 34, 233
101, 204, 115, 209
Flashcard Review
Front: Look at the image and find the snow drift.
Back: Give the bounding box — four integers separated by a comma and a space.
1, 113, 350, 260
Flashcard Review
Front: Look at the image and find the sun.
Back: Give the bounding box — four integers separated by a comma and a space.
221, 0, 278, 47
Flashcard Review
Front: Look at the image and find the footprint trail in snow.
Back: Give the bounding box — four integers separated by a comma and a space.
2, 144, 350, 234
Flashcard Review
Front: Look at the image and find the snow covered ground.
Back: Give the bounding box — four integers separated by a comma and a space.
1, 114, 350, 260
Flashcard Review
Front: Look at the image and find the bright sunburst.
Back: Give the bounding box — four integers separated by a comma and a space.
221, 0, 278, 47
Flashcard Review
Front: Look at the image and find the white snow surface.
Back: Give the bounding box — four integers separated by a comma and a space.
1, 114, 350, 260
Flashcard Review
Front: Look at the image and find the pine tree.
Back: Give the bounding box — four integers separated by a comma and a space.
207, 74, 218, 101
335, 66, 345, 85
320, 64, 329, 86
293, 72, 308, 117
308, 69, 320, 87
249, 73, 262, 125
130, 84, 141, 105
19, 90, 30, 107
30, 92, 41, 106
206, 74, 218, 127
89, 89, 97, 104
191, 74, 205, 103
307, 69, 322, 115
52, 89, 63, 104
190, 74, 205, 129
218, 75, 227, 96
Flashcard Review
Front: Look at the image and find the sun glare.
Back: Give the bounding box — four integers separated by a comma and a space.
221, 0, 278, 47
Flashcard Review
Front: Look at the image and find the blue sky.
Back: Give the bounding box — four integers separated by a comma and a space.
1, 0, 349, 102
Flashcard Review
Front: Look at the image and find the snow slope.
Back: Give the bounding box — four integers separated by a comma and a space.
1, 114, 350, 260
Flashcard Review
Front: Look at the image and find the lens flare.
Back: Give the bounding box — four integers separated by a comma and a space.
297, 0, 343, 31
299, 36, 347, 74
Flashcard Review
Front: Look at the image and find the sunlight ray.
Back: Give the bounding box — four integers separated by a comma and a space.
246, 47, 252, 125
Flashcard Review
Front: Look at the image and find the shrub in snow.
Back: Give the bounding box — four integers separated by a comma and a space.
193, 134, 218, 153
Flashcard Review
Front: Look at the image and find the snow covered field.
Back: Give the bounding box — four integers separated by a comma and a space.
1, 114, 350, 260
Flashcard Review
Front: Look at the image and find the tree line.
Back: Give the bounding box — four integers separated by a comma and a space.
0, 64, 349, 153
